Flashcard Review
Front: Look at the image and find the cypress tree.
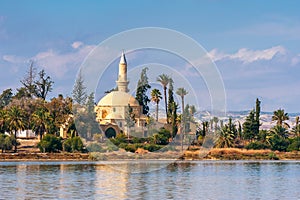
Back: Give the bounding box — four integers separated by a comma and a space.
135, 67, 151, 115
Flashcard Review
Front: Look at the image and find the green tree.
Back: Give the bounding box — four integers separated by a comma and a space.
0, 88, 13, 108
243, 110, 256, 141
0, 109, 7, 133
135, 67, 151, 115
0, 134, 17, 153
72, 70, 87, 105
37, 134, 62, 153
291, 116, 300, 137
167, 78, 175, 123
268, 134, 289, 152
6, 106, 26, 151
46, 95, 72, 135
63, 136, 84, 152
215, 118, 236, 148
176, 87, 188, 118
198, 121, 209, 137
176, 87, 188, 151
237, 121, 242, 140
242, 99, 261, 142
157, 74, 170, 120
169, 101, 178, 137
31, 107, 52, 140
272, 109, 290, 128
151, 89, 162, 122
215, 123, 235, 148
254, 98, 261, 135
34, 69, 54, 100
270, 125, 288, 139
14, 87, 31, 99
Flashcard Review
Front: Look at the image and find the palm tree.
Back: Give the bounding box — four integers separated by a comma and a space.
31, 107, 52, 140
215, 125, 235, 148
176, 88, 188, 115
0, 109, 6, 132
151, 89, 162, 122
6, 106, 27, 152
272, 109, 290, 128
291, 116, 300, 137
157, 74, 170, 120
176, 87, 188, 151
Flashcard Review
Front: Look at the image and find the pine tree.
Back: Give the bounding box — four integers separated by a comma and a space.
72, 70, 87, 105
135, 67, 151, 115
0, 89, 13, 108
243, 99, 261, 141
243, 110, 256, 141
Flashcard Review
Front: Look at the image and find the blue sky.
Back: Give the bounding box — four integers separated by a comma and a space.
1, 0, 300, 112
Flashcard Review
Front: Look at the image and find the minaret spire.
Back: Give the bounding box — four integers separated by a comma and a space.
120, 50, 127, 64
116, 50, 129, 92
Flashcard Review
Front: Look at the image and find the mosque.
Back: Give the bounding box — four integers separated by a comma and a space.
94, 52, 147, 138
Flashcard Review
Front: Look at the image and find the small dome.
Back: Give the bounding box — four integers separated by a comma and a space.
97, 91, 140, 107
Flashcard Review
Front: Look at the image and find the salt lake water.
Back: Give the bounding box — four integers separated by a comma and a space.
0, 160, 299, 199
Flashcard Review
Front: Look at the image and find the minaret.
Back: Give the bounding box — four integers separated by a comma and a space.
116, 51, 129, 92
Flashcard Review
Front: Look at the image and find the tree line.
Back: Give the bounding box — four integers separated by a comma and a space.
0, 62, 299, 153
0, 62, 96, 152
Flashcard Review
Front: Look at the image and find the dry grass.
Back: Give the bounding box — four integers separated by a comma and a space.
209, 148, 272, 155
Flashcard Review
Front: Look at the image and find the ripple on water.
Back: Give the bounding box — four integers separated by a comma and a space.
0, 160, 299, 200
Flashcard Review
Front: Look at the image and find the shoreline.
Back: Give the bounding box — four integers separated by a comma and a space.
0, 148, 300, 162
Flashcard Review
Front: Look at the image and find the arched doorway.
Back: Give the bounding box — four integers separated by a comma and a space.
105, 127, 116, 138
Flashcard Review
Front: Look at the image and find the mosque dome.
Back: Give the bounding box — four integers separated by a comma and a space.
97, 91, 140, 107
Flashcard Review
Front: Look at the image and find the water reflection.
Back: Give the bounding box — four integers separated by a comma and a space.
0, 161, 299, 199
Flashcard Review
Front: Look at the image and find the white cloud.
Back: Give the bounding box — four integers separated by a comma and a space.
2, 55, 25, 63
71, 41, 84, 49
2, 42, 97, 79
208, 46, 286, 64
32, 43, 96, 78
291, 54, 300, 66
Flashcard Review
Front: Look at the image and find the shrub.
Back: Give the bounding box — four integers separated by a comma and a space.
118, 143, 143, 153
110, 133, 127, 146
38, 134, 62, 153
287, 137, 300, 151
144, 144, 161, 152
245, 141, 269, 150
269, 135, 290, 152
268, 152, 279, 160
124, 144, 137, 153
63, 136, 84, 152
132, 136, 147, 144
0, 134, 18, 152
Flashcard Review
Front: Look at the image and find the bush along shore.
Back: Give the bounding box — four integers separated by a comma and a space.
1, 149, 300, 161
0, 65, 299, 161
